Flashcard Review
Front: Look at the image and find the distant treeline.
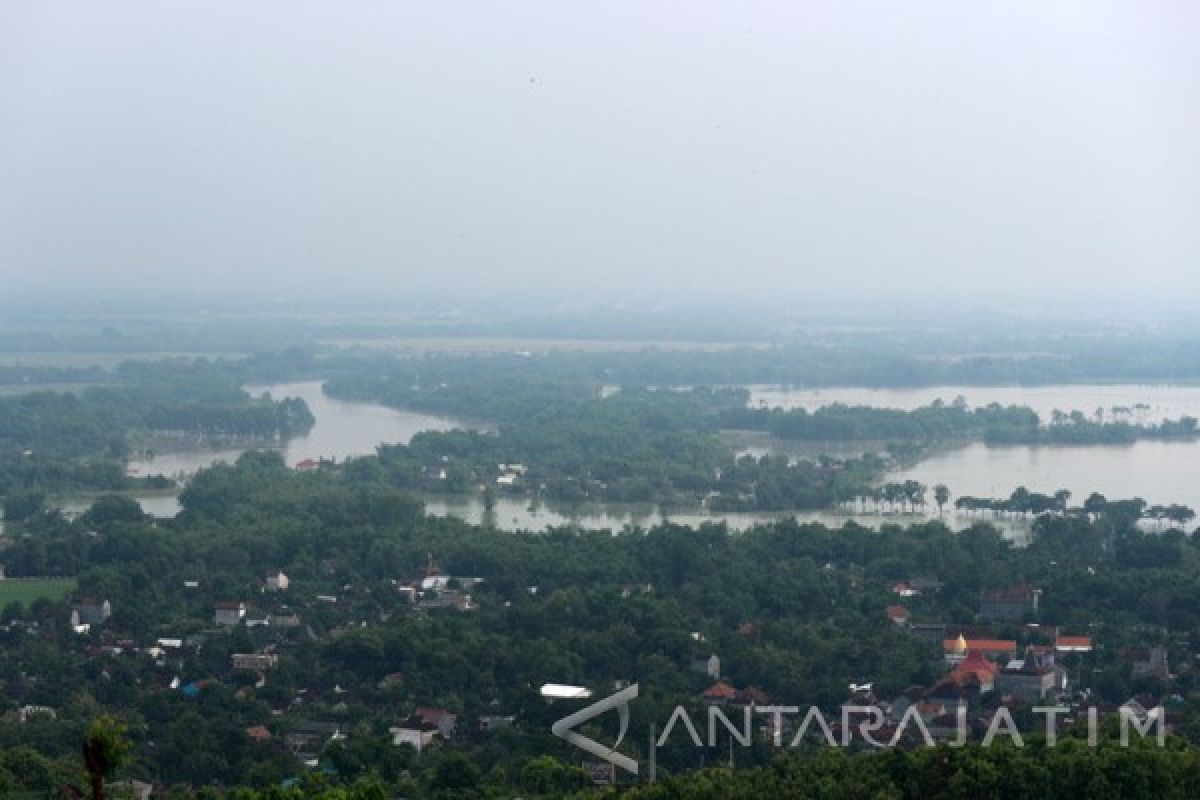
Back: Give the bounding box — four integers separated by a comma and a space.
0, 360, 314, 502
720, 401, 1199, 444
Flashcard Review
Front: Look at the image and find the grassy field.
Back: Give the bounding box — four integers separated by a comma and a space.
0, 577, 77, 607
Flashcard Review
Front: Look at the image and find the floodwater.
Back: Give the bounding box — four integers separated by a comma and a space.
742, 384, 1200, 512
44, 382, 1200, 540
61, 380, 475, 521
421, 494, 1036, 543
889, 439, 1200, 513
125, 380, 471, 477
745, 384, 1200, 424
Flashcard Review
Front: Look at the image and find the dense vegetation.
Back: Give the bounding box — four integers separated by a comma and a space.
605, 740, 1200, 800
323, 355, 1196, 512
0, 360, 313, 511
324, 369, 887, 509
4, 345, 1196, 517
1, 449, 1200, 796
721, 400, 1199, 444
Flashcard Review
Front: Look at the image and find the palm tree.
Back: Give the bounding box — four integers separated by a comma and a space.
934, 484, 950, 515
81, 717, 129, 800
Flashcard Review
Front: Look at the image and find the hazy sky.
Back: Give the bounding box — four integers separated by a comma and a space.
1, 2, 1198, 308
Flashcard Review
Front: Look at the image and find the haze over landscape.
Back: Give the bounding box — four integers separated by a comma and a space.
5, 5, 1200, 799
3, 1, 1199, 309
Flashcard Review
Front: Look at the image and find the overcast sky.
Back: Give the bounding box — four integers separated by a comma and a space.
1, 2, 1198, 309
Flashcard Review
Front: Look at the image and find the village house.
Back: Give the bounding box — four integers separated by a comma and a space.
995, 647, 1063, 702
479, 715, 515, 733
213, 601, 246, 627
284, 721, 342, 759
1055, 634, 1094, 655
246, 725, 272, 742
270, 609, 302, 628
690, 653, 721, 679
68, 610, 91, 635
1127, 645, 1170, 680
75, 598, 112, 626
943, 635, 1018, 665
414, 707, 458, 737
245, 610, 271, 628
909, 577, 944, 593
495, 463, 527, 487
18, 705, 56, 723
391, 720, 438, 753
406, 553, 484, 593
701, 681, 738, 705
929, 650, 998, 704
885, 605, 911, 627
232, 652, 279, 671
979, 585, 1041, 622
418, 590, 475, 612
265, 571, 289, 591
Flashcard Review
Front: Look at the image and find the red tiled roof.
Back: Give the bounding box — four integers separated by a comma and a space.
943, 639, 1018, 654
885, 605, 910, 620
246, 725, 271, 741
1056, 635, 1093, 650
415, 707, 456, 725
703, 681, 738, 699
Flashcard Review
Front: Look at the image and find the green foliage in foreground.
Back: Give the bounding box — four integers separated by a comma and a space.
604, 740, 1200, 800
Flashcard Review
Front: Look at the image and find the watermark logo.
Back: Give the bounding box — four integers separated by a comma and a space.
551, 683, 639, 775
551, 684, 1166, 777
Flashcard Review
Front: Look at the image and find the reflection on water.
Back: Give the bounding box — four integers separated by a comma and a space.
126, 381, 472, 477
47, 491, 1032, 545
891, 439, 1200, 514
41, 382, 1200, 545
722, 430, 886, 462
747, 384, 1200, 423
56, 492, 183, 519
421, 494, 1036, 544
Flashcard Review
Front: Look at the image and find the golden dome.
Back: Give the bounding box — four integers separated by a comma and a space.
954, 634, 968, 654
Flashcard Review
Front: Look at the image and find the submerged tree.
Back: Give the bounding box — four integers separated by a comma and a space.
934, 484, 950, 514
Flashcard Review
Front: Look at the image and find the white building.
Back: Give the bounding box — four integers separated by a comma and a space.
390, 725, 437, 753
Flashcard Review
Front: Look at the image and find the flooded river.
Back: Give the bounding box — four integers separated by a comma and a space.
45, 382, 1200, 540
